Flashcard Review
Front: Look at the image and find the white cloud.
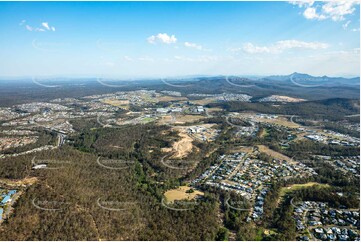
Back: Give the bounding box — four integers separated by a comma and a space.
138, 56, 155, 62
147, 33, 177, 44
294, 1, 359, 22
147, 36, 156, 44
289, 1, 314, 8
23, 22, 56, 32
184, 41, 203, 50
322, 1, 357, 21
174, 55, 218, 62
42, 22, 50, 30
19, 20, 26, 26
102, 61, 115, 67
303, 48, 360, 75
227, 47, 242, 52
123, 56, 133, 61
25, 25, 33, 31
243, 43, 270, 54
303, 7, 326, 20
242, 40, 329, 54
343, 20, 351, 29
174, 55, 191, 61
278, 40, 329, 50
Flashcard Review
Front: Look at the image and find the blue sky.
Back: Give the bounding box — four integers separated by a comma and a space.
0, 1, 359, 78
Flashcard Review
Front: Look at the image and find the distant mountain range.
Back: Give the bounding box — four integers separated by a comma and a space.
0, 73, 359, 107
262, 72, 360, 86
154, 73, 360, 101
0, 73, 359, 86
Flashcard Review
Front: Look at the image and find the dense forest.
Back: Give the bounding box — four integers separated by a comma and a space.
0, 145, 221, 240
207, 98, 360, 122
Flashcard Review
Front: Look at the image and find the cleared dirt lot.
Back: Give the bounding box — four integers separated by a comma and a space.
0, 177, 38, 186
174, 115, 205, 124
157, 114, 205, 125
266, 95, 306, 103
168, 127, 195, 158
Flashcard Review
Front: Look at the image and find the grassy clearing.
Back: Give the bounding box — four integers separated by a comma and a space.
207, 107, 223, 113
279, 182, 330, 198
254, 228, 265, 240
257, 145, 294, 163
255, 116, 300, 128
192, 98, 218, 105
264, 229, 277, 236
157, 96, 188, 102
175, 115, 205, 123
164, 186, 204, 202
230, 146, 254, 154
101, 99, 129, 109
141, 117, 156, 123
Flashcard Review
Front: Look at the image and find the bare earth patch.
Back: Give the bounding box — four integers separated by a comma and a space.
265, 95, 306, 103
0, 177, 38, 186
157, 114, 204, 125
171, 128, 194, 158
174, 115, 205, 124
161, 126, 196, 159
157, 115, 175, 125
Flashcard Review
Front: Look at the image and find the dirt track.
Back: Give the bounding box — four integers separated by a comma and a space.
172, 130, 194, 158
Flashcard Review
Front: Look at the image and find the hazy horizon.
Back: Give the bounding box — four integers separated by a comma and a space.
0, 72, 360, 80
